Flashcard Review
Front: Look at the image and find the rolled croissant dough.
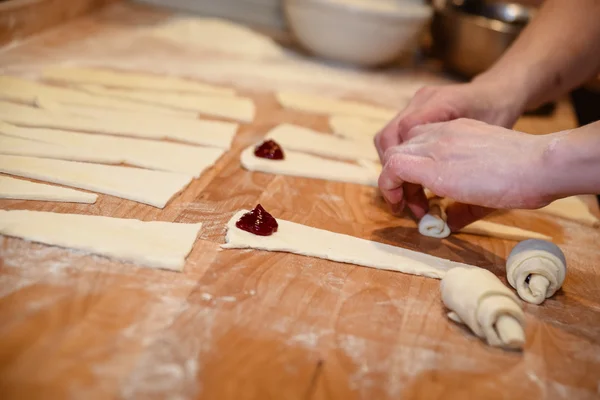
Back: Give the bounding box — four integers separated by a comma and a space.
42, 66, 235, 96
223, 210, 473, 279
0, 210, 201, 271
78, 84, 256, 123
276, 91, 397, 120
441, 267, 526, 350
0, 155, 192, 208
0, 101, 237, 149
240, 145, 378, 186
0, 122, 224, 177
265, 123, 379, 162
0, 176, 97, 203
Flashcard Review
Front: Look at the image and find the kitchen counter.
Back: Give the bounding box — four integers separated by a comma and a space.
0, 2, 599, 399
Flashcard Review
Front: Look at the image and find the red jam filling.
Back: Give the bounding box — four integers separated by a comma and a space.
254, 140, 284, 160
236, 204, 279, 236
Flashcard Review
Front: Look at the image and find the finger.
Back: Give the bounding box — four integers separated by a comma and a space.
403, 183, 429, 220
378, 153, 435, 208
375, 111, 422, 162
446, 203, 496, 232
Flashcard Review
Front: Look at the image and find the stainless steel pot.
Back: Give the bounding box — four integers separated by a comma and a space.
431, 1, 534, 78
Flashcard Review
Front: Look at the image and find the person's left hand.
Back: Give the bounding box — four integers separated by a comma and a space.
378, 118, 557, 230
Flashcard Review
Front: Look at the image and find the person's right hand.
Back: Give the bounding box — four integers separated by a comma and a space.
374, 80, 527, 219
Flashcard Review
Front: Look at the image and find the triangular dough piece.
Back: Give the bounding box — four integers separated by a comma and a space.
329, 114, 387, 142
459, 220, 552, 241
276, 91, 397, 120
0, 176, 97, 203
265, 123, 379, 161
0, 155, 192, 208
240, 145, 378, 186
0, 75, 192, 117
0, 210, 201, 271
0, 101, 237, 149
537, 196, 599, 227
42, 66, 235, 96
0, 122, 224, 177
223, 210, 473, 279
78, 85, 255, 123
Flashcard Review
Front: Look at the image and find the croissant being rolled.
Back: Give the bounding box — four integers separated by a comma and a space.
441, 267, 526, 350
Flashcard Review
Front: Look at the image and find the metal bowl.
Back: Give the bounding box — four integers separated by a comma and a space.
431, 1, 534, 78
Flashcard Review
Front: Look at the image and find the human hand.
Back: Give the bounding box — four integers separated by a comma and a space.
378, 119, 555, 230
374, 81, 526, 218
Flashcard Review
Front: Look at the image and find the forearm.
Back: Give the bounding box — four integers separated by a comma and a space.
541, 121, 600, 199
474, 0, 600, 110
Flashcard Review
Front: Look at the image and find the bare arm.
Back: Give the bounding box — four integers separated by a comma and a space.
475, 0, 600, 110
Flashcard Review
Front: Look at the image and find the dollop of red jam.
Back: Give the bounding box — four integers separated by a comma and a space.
236, 204, 279, 236
254, 140, 284, 160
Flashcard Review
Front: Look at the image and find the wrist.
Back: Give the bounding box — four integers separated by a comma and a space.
470, 71, 529, 126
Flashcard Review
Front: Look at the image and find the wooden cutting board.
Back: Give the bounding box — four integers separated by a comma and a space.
0, 2, 599, 400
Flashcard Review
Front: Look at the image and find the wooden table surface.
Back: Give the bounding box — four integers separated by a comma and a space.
1, 3, 600, 400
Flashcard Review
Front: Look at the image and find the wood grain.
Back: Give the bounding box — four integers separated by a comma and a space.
1, 3, 599, 400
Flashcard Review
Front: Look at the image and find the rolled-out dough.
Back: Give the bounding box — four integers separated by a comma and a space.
441, 267, 526, 350
0, 101, 237, 149
0, 210, 201, 271
78, 84, 255, 123
276, 91, 397, 120
223, 210, 473, 278
0, 75, 192, 116
329, 114, 387, 142
42, 66, 235, 96
537, 196, 599, 227
0, 155, 193, 208
265, 123, 379, 161
0, 122, 224, 177
240, 145, 378, 186
459, 220, 552, 241
0, 176, 97, 203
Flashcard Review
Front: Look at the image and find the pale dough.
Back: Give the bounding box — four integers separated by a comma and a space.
459, 220, 552, 241
265, 123, 379, 161
0, 75, 193, 117
0, 122, 224, 177
42, 66, 235, 96
0, 210, 201, 271
0, 176, 97, 203
78, 84, 255, 123
441, 267, 526, 350
506, 239, 567, 305
537, 196, 599, 227
0, 101, 237, 149
240, 145, 378, 186
223, 209, 473, 279
328, 114, 387, 142
0, 155, 193, 208
276, 91, 397, 120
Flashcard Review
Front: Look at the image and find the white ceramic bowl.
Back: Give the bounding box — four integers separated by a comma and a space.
284, 0, 433, 67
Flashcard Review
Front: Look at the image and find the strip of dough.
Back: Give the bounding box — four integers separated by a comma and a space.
223, 210, 473, 279
0, 75, 193, 117
78, 85, 255, 123
441, 267, 526, 350
265, 123, 379, 162
0, 123, 224, 177
0, 210, 201, 271
276, 91, 397, 120
0, 176, 97, 203
0, 155, 192, 208
329, 114, 387, 142
537, 196, 599, 227
0, 101, 237, 149
240, 145, 378, 186
42, 66, 235, 96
